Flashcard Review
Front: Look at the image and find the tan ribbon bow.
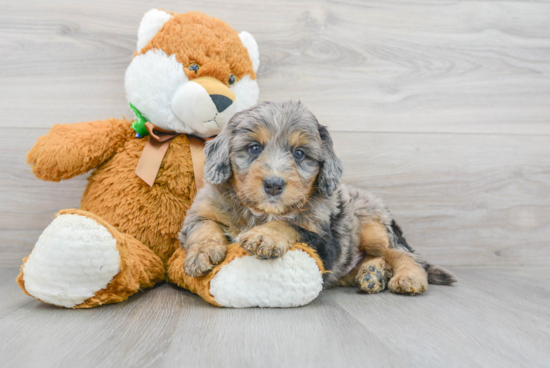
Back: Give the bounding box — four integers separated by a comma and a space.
135, 122, 213, 190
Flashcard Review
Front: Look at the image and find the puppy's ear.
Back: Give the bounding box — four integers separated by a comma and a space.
204, 127, 233, 184
317, 125, 343, 198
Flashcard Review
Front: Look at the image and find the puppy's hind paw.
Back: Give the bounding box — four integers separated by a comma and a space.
356, 258, 393, 294
388, 273, 428, 296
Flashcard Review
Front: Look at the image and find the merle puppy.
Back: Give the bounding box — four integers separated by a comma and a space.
179, 100, 457, 295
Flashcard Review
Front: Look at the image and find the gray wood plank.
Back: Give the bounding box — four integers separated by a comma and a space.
0, 230, 40, 267
0, 266, 548, 368
0, 268, 33, 320
328, 267, 550, 368
0, 0, 549, 134
0, 269, 409, 368
2, 128, 548, 267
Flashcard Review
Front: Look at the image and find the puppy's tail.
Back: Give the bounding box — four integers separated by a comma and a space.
423, 263, 458, 285
390, 220, 458, 285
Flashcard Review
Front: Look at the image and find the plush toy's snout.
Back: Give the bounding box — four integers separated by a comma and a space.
171, 77, 237, 136
193, 77, 236, 112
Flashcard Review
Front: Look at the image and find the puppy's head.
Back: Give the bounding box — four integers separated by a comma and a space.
204, 100, 343, 215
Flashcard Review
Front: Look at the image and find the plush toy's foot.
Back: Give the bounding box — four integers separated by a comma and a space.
168, 243, 324, 308
17, 209, 164, 308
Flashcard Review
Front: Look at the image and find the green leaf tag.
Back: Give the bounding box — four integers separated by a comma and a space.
129, 103, 149, 138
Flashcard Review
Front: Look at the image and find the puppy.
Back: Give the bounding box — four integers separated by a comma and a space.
179, 100, 457, 295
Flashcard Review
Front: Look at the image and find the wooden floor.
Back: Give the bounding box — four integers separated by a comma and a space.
1, 267, 549, 368
1, 0, 549, 367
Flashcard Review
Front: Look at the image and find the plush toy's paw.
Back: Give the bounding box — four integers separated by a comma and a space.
183, 240, 227, 277
237, 228, 291, 260
19, 213, 121, 308
209, 245, 324, 308
168, 244, 325, 308
356, 258, 393, 294
388, 273, 428, 296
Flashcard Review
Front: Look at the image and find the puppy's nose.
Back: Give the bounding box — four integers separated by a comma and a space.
263, 176, 286, 196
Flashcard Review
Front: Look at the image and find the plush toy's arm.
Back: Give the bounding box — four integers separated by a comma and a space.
27, 118, 132, 181
168, 243, 325, 308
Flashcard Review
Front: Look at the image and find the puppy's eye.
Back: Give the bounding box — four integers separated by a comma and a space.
228, 74, 236, 86
248, 144, 263, 156
293, 149, 305, 161
189, 63, 200, 73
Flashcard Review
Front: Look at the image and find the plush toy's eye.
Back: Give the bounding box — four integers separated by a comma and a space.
248, 144, 262, 156
228, 74, 236, 86
293, 149, 305, 161
189, 63, 200, 73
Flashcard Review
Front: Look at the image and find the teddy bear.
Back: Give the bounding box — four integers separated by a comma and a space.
16, 9, 325, 309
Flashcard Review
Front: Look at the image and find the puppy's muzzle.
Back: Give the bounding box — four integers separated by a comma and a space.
263, 176, 286, 196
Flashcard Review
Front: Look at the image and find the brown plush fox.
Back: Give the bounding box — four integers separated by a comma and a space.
17, 9, 325, 308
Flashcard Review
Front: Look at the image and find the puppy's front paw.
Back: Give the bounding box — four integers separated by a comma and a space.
237, 228, 291, 260
184, 240, 227, 277
388, 273, 428, 296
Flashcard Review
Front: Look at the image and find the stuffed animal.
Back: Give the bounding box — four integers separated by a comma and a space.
16, 9, 325, 308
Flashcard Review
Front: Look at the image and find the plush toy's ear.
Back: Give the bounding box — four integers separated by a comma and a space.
204, 126, 233, 184
239, 31, 260, 73
136, 9, 173, 52
317, 125, 343, 198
